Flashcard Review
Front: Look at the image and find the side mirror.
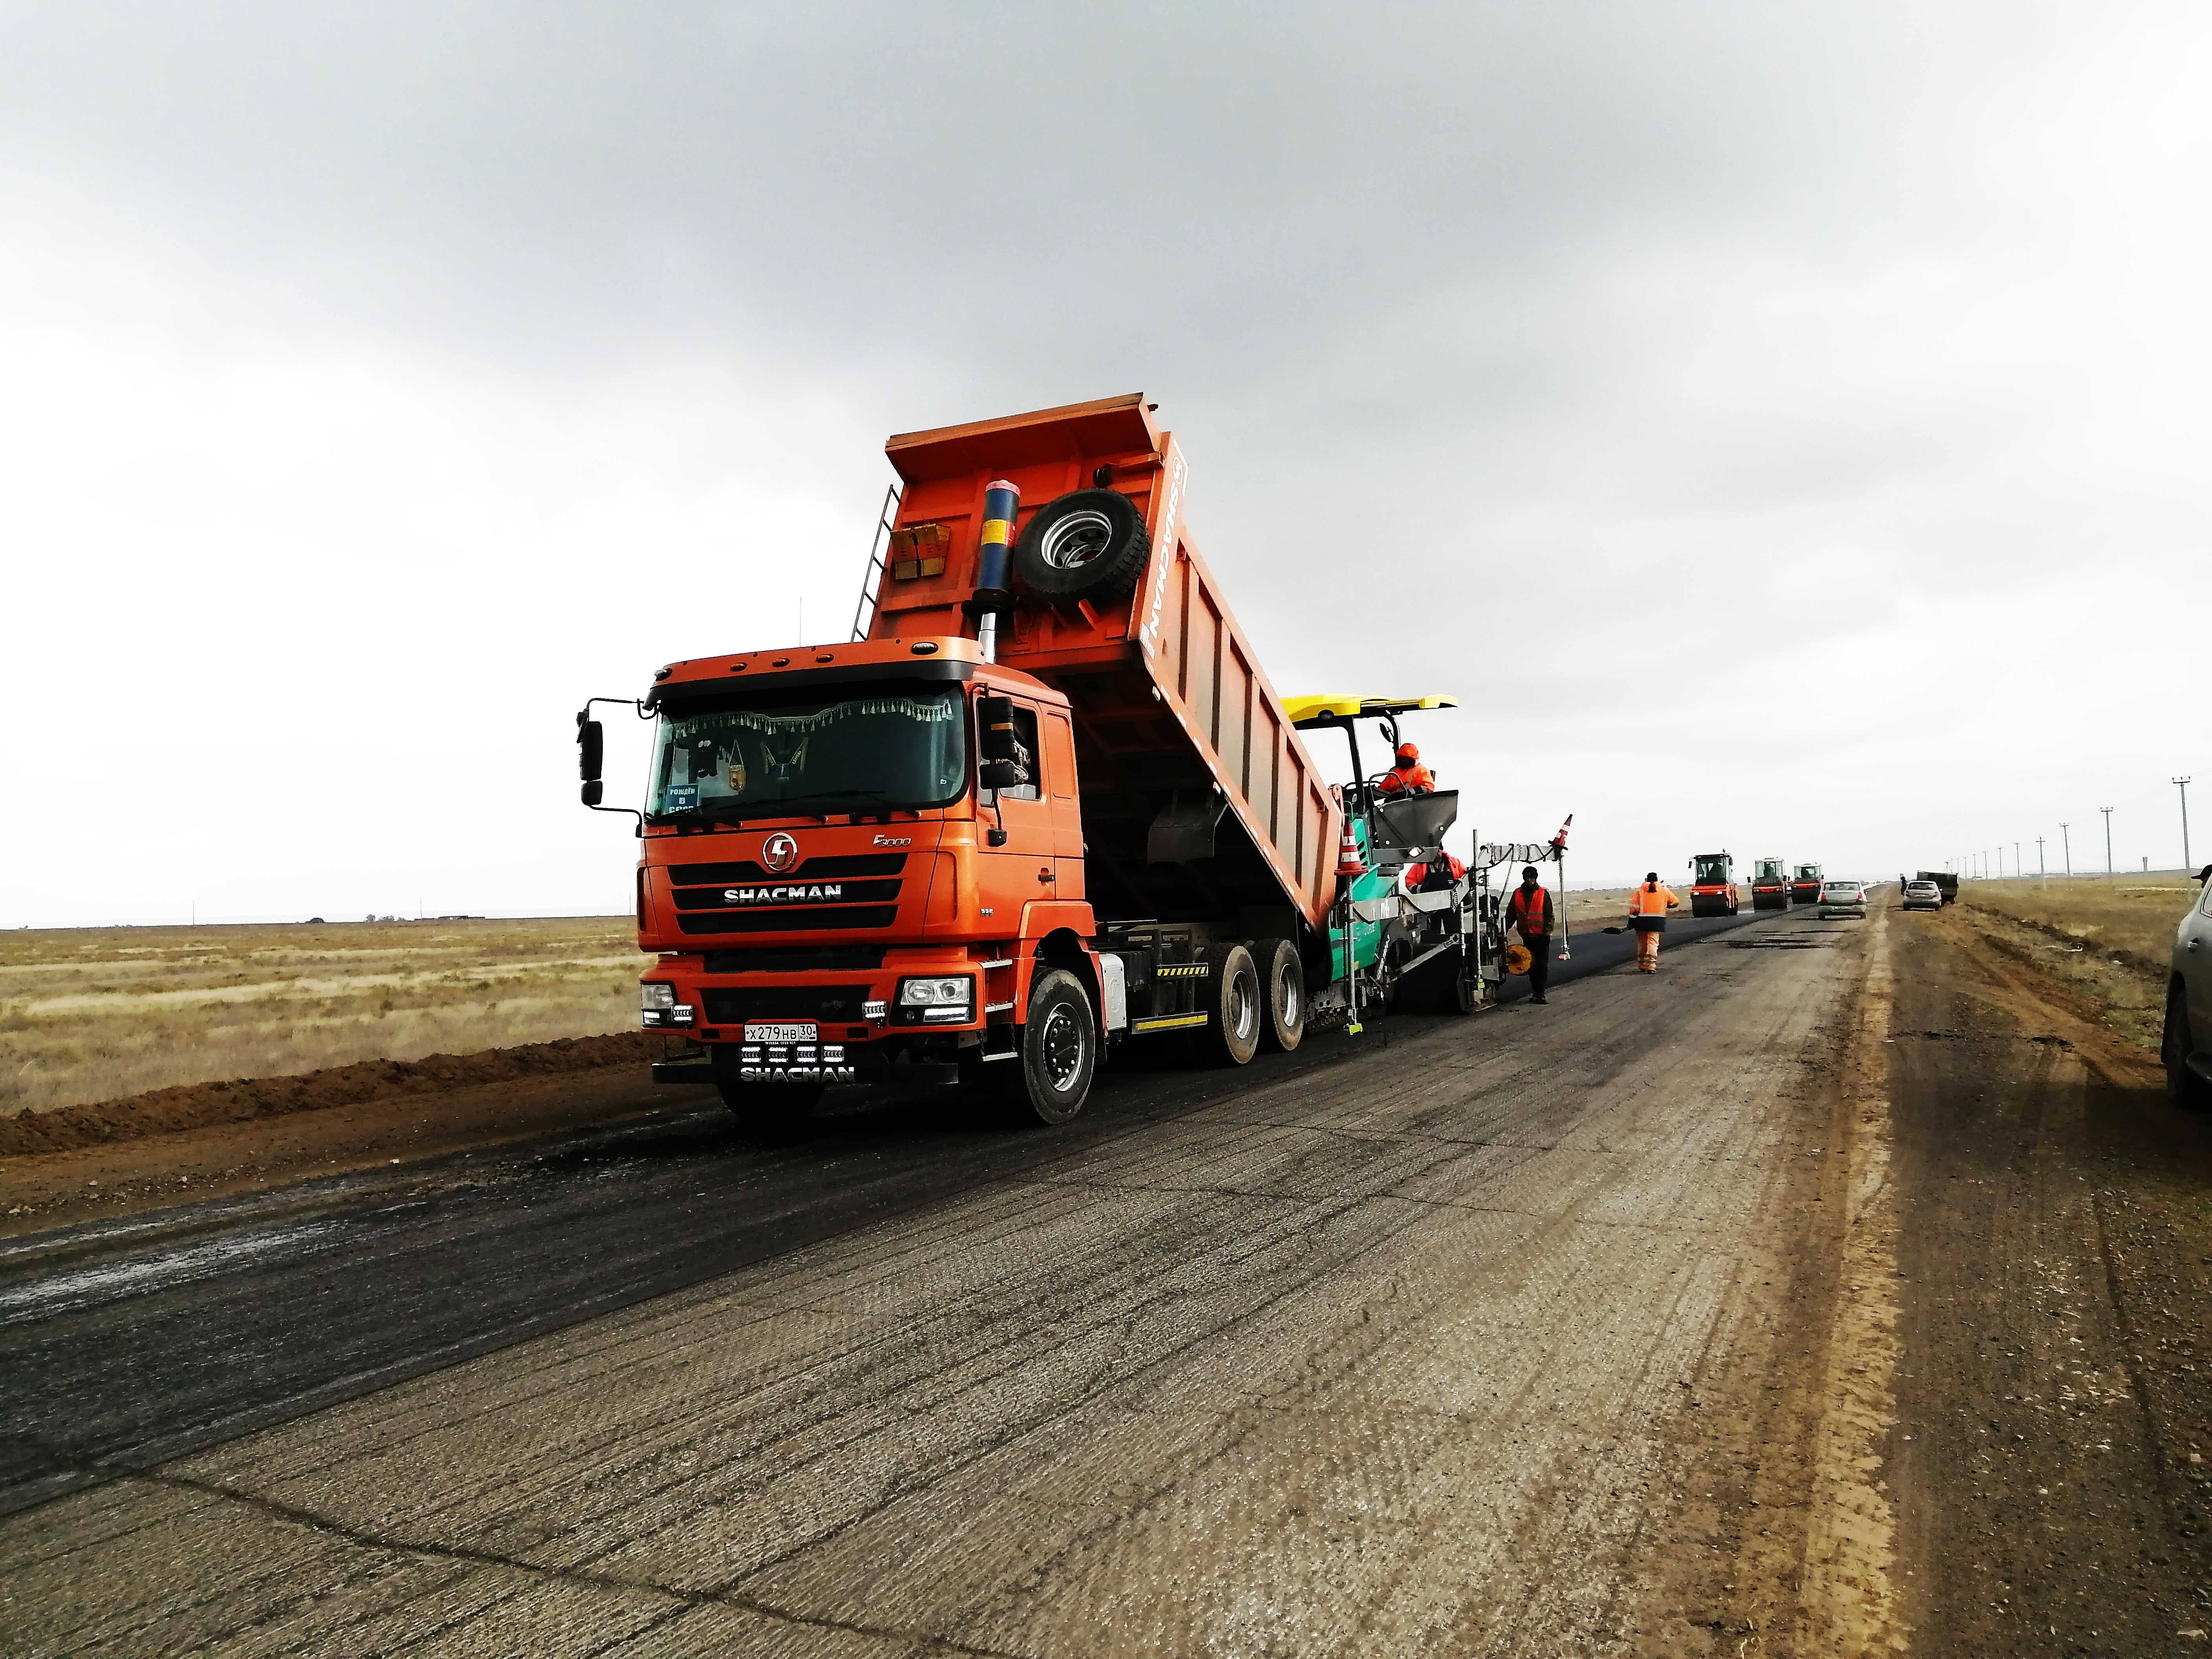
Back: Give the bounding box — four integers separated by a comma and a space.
977, 697, 1017, 764
577, 713, 605, 807
975, 694, 1031, 791
577, 713, 604, 781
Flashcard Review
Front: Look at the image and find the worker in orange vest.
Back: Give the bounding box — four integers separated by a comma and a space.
1377, 742, 1436, 797
1505, 864, 1556, 1003
1626, 870, 1681, 972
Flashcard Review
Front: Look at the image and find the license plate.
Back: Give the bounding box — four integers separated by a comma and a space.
746, 1022, 818, 1042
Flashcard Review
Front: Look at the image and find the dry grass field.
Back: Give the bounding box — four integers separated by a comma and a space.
1950, 872, 2199, 1052
0, 917, 641, 1118
0, 881, 1734, 1122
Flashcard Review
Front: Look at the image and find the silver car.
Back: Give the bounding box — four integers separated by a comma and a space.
2162, 863, 2212, 1108
1817, 879, 1868, 919
1901, 879, 1943, 912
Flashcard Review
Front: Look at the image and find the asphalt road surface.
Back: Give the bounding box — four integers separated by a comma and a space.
4, 898, 1857, 1655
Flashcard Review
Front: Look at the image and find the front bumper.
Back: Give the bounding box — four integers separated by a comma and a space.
652, 1046, 964, 1088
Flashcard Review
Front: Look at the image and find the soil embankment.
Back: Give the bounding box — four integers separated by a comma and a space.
0, 1035, 698, 1234
1884, 901, 2212, 1651
0, 1031, 662, 1159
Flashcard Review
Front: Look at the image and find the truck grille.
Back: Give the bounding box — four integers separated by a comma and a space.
702, 985, 873, 1023
663, 852, 907, 937
670, 879, 901, 911
702, 946, 887, 973
676, 906, 901, 935
667, 853, 907, 884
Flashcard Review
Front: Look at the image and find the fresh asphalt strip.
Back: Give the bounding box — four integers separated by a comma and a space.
0, 901, 1792, 1516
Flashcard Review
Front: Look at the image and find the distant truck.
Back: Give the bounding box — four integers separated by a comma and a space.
1915, 870, 1959, 906
1789, 862, 1824, 905
1750, 857, 1789, 911
577, 394, 1503, 1130
1688, 851, 1741, 917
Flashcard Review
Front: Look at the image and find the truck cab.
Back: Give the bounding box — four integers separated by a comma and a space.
1751, 857, 1789, 910
1688, 851, 1740, 917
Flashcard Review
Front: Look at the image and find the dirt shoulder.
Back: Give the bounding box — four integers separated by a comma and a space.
1883, 901, 2212, 1651
0, 1042, 702, 1238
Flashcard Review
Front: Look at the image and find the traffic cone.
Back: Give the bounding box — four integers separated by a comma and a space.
1335, 825, 1367, 877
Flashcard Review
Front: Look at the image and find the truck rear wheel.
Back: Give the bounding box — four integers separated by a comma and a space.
1009, 969, 1097, 1125
1011, 489, 1152, 602
1253, 938, 1305, 1052
1198, 944, 1263, 1066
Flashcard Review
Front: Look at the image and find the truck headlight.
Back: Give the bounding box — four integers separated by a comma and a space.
641, 982, 677, 1011
896, 976, 974, 1008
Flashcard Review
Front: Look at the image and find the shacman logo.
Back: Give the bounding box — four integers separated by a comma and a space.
1138, 448, 1187, 656
723, 884, 846, 905
760, 832, 799, 872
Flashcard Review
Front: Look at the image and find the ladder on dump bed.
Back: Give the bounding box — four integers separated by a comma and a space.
846, 482, 904, 641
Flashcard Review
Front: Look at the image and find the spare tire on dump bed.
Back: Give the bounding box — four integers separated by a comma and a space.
1012, 488, 1152, 603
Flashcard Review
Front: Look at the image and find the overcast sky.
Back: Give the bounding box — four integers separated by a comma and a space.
2, 2, 2205, 925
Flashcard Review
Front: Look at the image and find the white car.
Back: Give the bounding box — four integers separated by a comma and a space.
2163, 864, 2212, 1109
1817, 879, 1868, 919
1901, 879, 1943, 912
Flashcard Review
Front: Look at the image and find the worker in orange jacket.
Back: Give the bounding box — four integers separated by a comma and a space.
1505, 865, 1556, 1003
1626, 871, 1680, 972
1377, 742, 1436, 797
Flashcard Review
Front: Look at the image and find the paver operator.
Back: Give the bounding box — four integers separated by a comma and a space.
1377, 742, 1436, 797
1627, 871, 1681, 972
1506, 865, 1556, 1004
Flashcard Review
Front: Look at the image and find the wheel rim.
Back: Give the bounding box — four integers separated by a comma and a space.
1038, 509, 1117, 570
1278, 968, 1300, 1029
1040, 1003, 1084, 1091
1229, 971, 1258, 1043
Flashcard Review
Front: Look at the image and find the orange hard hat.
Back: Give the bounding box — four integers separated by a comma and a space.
1395, 742, 1419, 763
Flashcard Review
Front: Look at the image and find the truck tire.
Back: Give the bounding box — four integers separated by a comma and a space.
1253, 938, 1305, 1051
1009, 969, 1098, 1125
1012, 489, 1152, 603
2163, 980, 2210, 1110
1197, 943, 1263, 1066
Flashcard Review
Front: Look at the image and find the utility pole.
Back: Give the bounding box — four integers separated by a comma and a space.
2037, 835, 2045, 879
2177, 777, 2194, 871
2014, 841, 2020, 880
2101, 806, 2114, 877
2060, 822, 2071, 877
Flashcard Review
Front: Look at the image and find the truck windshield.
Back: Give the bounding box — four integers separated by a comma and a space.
1795, 866, 1820, 881
646, 681, 967, 823
1756, 861, 1785, 881
1694, 856, 1730, 884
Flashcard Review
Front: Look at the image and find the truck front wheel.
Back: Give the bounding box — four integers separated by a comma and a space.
1011, 969, 1098, 1126
1253, 938, 1305, 1052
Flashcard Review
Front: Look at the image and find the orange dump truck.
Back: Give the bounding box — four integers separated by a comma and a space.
577, 395, 1486, 1127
